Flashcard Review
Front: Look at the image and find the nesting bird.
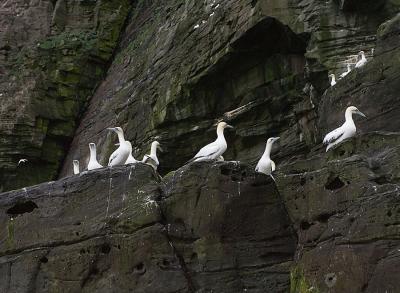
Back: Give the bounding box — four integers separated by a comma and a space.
87, 143, 103, 171
192, 122, 234, 162
355, 51, 367, 68
73, 160, 80, 175
108, 127, 132, 166
125, 150, 139, 164
255, 137, 280, 181
340, 64, 351, 78
323, 106, 366, 152
329, 74, 336, 86
142, 141, 162, 170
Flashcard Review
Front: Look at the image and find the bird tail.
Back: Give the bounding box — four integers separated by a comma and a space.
270, 174, 276, 182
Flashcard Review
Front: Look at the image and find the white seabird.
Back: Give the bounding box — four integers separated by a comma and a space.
255, 137, 280, 181
18, 158, 28, 165
126, 147, 139, 165
340, 64, 351, 78
323, 106, 366, 152
355, 51, 367, 68
142, 141, 162, 170
192, 122, 234, 162
87, 143, 103, 170
329, 74, 336, 86
108, 127, 132, 166
73, 160, 80, 175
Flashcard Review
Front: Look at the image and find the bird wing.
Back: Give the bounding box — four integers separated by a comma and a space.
108, 149, 118, 166
142, 154, 150, 163
271, 160, 276, 172
323, 126, 345, 145
194, 142, 220, 159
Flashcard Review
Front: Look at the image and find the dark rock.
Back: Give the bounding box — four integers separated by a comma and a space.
0, 0, 131, 191
0, 162, 297, 292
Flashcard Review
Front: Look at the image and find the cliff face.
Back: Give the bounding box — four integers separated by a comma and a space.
1, 0, 400, 292
0, 0, 130, 191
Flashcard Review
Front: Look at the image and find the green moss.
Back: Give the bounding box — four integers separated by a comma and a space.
290, 266, 319, 293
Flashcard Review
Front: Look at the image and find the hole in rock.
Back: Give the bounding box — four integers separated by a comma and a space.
79, 249, 86, 255
7, 201, 38, 216
300, 177, 306, 186
316, 213, 331, 223
300, 221, 312, 230
387, 210, 392, 217
134, 262, 146, 275
74, 222, 81, 226
373, 176, 390, 185
325, 176, 345, 191
40, 256, 48, 263
101, 243, 111, 254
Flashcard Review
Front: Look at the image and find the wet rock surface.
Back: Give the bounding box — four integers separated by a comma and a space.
0, 162, 296, 292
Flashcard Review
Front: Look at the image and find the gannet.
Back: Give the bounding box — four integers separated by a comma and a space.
142, 141, 162, 170
87, 143, 103, 170
108, 127, 132, 166
355, 51, 367, 68
323, 106, 366, 152
329, 74, 336, 86
126, 148, 139, 165
73, 160, 80, 175
18, 159, 28, 165
255, 137, 280, 181
340, 64, 351, 78
192, 122, 234, 162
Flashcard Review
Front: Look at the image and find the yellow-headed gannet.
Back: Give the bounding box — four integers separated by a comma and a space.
142, 141, 162, 170
255, 137, 280, 181
355, 51, 367, 68
192, 122, 234, 162
108, 127, 132, 166
323, 106, 366, 152
340, 64, 351, 78
330, 74, 336, 86
88, 143, 103, 170
73, 160, 80, 175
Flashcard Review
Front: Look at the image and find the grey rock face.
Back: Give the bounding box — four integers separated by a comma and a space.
0, 162, 295, 292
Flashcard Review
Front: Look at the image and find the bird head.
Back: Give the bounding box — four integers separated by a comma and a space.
89, 143, 96, 150
217, 121, 234, 129
107, 127, 123, 134
152, 141, 163, 152
267, 137, 280, 144
329, 74, 335, 79
347, 106, 366, 118
359, 51, 365, 58
73, 160, 79, 167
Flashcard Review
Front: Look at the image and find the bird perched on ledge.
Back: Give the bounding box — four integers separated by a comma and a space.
191, 122, 234, 162
142, 141, 162, 170
255, 137, 280, 181
355, 51, 367, 68
323, 106, 366, 152
108, 127, 132, 167
87, 143, 103, 171
73, 160, 80, 175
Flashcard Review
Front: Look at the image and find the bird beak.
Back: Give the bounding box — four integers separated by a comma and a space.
115, 143, 120, 146
356, 110, 366, 118
274, 137, 280, 142
226, 124, 234, 129
107, 127, 116, 132
158, 145, 163, 152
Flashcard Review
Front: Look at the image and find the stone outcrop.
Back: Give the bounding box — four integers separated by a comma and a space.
0, 162, 295, 292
